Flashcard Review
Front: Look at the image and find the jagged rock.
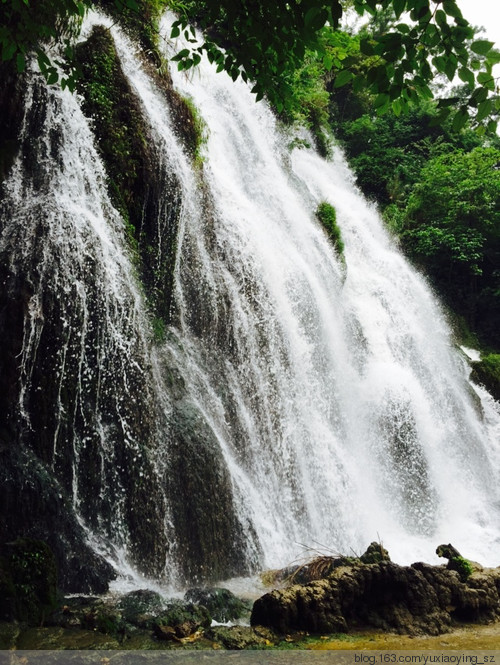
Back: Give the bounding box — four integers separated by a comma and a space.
251, 558, 500, 636
261, 548, 383, 588
48, 596, 126, 638
436, 543, 462, 560
360, 541, 391, 564
153, 601, 211, 641
184, 587, 251, 623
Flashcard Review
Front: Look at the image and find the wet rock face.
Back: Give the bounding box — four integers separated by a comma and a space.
75, 25, 182, 327
166, 400, 255, 584
0, 62, 23, 184
251, 560, 500, 636
0, 66, 168, 590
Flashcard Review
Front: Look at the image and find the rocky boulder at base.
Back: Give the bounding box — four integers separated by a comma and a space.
251, 546, 500, 636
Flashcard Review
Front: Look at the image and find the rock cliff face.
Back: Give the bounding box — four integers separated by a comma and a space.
251, 558, 500, 635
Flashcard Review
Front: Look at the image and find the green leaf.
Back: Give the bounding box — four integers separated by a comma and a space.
392, 98, 402, 116
171, 48, 190, 62
487, 119, 498, 134
477, 72, 495, 91
171, 25, 180, 38
476, 99, 492, 123
393, 0, 406, 19
458, 67, 474, 87
16, 51, 25, 73
442, 1, 462, 19
444, 60, 456, 81
451, 108, 468, 132
374, 92, 390, 108
470, 86, 488, 105
471, 40, 494, 56
46, 70, 58, 85
323, 53, 333, 70
334, 69, 353, 87
487, 50, 500, 65
435, 9, 447, 27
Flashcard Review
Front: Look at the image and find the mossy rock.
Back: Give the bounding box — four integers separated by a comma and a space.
448, 557, 474, 582
359, 542, 391, 564
75, 25, 181, 326
470, 354, 500, 402
153, 601, 211, 640
206, 625, 276, 650
0, 539, 58, 625
184, 587, 251, 623
118, 589, 165, 628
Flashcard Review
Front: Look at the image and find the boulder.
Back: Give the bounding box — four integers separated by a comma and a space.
184, 587, 251, 623
118, 589, 165, 628
251, 558, 500, 636
152, 601, 211, 641
206, 625, 277, 650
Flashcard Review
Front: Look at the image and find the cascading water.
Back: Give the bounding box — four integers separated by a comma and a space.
162, 17, 500, 569
0, 12, 499, 594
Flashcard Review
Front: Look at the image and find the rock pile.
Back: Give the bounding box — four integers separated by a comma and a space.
251, 543, 500, 635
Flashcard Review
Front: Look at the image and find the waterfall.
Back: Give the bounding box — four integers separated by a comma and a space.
161, 17, 500, 569
1, 12, 499, 593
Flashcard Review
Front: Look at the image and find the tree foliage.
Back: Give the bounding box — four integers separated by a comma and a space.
390, 147, 500, 346
169, 0, 500, 129
1, 0, 499, 126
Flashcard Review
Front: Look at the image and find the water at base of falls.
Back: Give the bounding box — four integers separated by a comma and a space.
1, 12, 499, 595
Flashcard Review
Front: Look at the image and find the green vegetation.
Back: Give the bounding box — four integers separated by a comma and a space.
152, 316, 166, 343
449, 556, 474, 582
320, 27, 500, 352
1, 0, 499, 130
180, 95, 208, 168
75, 25, 180, 328
0, 539, 58, 625
98, 0, 168, 53
471, 355, 500, 401
170, 0, 500, 130
316, 202, 344, 255
384, 147, 500, 347
75, 25, 147, 231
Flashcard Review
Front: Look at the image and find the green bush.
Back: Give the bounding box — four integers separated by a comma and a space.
316, 202, 344, 255
0, 539, 58, 625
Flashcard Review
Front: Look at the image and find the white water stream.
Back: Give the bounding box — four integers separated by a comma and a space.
159, 17, 500, 570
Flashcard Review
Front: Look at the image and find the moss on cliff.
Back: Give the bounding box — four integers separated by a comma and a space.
75, 25, 181, 325
316, 202, 344, 255
471, 354, 500, 402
